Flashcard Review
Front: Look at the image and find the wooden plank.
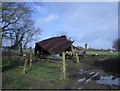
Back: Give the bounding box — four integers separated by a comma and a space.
84, 72, 99, 84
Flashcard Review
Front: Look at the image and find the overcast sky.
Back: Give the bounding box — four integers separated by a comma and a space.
3, 2, 118, 49
30, 2, 118, 49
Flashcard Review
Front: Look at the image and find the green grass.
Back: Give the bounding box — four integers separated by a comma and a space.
2, 51, 120, 89
2, 57, 84, 89
26, 61, 61, 80
3, 53, 119, 89
2, 59, 69, 89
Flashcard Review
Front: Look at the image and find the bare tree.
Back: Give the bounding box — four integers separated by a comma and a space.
23, 28, 42, 49
1, 2, 42, 49
2, 3, 30, 37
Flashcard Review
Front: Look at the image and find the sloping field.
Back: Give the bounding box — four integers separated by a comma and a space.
2, 50, 120, 90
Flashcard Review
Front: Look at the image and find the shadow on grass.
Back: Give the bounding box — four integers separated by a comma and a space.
102, 57, 120, 75
93, 56, 120, 75
2, 59, 24, 72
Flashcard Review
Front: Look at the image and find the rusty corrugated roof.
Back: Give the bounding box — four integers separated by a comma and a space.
36, 35, 73, 54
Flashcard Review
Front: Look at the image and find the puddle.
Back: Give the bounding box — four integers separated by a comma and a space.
96, 76, 120, 86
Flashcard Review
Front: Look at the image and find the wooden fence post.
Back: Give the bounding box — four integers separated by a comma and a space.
75, 53, 79, 63
23, 54, 28, 73
61, 52, 66, 80
29, 47, 32, 69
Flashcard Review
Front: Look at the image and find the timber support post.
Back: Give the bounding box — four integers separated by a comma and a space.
71, 45, 75, 57
75, 53, 79, 63
61, 52, 66, 80
23, 54, 28, 73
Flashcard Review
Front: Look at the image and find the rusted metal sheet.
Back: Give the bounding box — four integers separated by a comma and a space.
35, 35, 73, 54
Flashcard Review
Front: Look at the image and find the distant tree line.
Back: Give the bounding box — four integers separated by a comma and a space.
77, 46, 115, 52
87, 48, 115, 52
77, 39, 120, 52
112, 39, 120, 52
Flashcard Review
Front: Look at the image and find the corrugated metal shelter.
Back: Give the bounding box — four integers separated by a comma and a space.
35, 35, 74, 55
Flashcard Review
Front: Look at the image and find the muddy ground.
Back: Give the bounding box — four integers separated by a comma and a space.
65, 55, 120, 90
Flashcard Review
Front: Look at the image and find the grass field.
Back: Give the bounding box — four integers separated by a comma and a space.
2, 60, 67, 89
2, 50, 120, 89
86, 51, 119, 56
2, 58, 84, 89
